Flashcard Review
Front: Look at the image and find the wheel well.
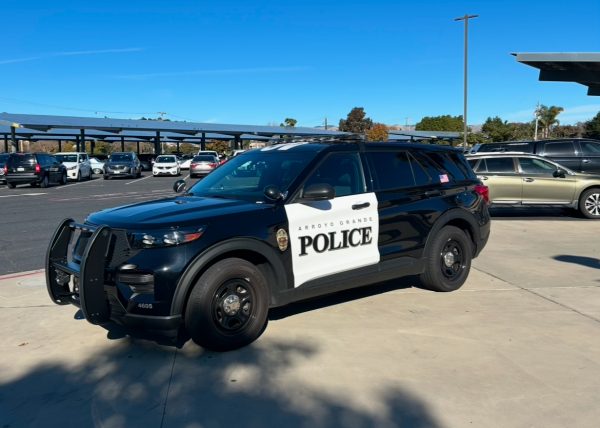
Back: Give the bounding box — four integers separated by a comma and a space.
180, 249, 278, 318
580, 186, 600, 201
444, 218, 476, 255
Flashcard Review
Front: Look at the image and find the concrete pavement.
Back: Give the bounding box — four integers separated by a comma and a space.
1, 218, 600, 427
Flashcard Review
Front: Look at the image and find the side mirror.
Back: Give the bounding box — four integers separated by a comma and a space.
553, 169, 566, 178
264, 185, 283, 201
173, 179, 186, 193
302, 183, 335, 200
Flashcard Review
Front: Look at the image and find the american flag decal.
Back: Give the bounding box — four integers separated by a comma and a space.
439, 174, 449, 183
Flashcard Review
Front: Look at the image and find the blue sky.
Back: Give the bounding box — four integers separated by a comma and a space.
1, 0, 599, 127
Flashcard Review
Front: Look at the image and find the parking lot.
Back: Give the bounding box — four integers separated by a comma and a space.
1, 176, 600, 427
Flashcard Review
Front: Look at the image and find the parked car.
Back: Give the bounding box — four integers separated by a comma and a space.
178, 154, 194, 169
138, 154, 155, 172
55, 152, 92, 181
103, 152, 142, 179
467, 152, 600, 218
89, 157, 105, 175
152, 154, 181, 176
0, 153, 9, 184
5, 152, 67, 188
46, 141, 490, 351
197, 150, 220, 160
474, 138, 600, 175
189, 154, 219, 177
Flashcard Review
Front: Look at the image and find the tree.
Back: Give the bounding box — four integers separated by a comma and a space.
552, 124, 583, 138
366, 123, 389, 142
206, 140, 230, 154
481, 116, 512, 142
415, 115, 463, 132
508, 122, 534, 141
339, 107, 373, 134
280, 118, 297, 127
583, 111, 600, 140
536, 105, 564, 139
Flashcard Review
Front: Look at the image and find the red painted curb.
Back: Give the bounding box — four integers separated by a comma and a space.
0, 270, 45, 281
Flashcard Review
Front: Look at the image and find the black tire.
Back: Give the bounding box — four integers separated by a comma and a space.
76, 171, 81, 182
103, 175, 109, 180
60, 172, 67, 185
40, 175, 49, 188
419, 226, 472, 292
137, 169, 142, 178
579, 188, 600, 219
87, 169, 92, 180
185, 258, 269, 351
7, 182, 16, 189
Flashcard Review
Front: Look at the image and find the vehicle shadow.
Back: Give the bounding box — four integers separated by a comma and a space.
489, 206, 583, 221
553, 255, 600, 270
1, 336, 441, 427
270, 276, 417, 320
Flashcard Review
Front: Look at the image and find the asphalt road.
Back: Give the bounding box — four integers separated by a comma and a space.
0, 172, 194, 275
0, 175, 589, 275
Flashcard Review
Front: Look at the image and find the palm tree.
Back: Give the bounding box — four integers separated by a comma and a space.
536, 105, 564, 139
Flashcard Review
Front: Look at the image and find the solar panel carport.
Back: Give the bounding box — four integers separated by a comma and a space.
513, 52, 600, 96
0, 113, 345, 153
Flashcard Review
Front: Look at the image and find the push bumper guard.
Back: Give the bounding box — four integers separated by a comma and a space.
46, 218, 114, 325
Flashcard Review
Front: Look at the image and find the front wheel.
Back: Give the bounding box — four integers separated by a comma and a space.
60, 172, 67, 185
7, 182, 16, 189
40, 175, 49, 188
579, 188, 600, 219
419, 226, 472, 292
185, 258, 269, 351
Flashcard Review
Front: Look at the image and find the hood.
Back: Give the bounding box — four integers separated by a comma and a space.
61, 161, 78, 168
86, 196, 270, 229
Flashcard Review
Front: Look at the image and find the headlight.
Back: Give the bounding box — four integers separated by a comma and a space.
131, 227, 205, 249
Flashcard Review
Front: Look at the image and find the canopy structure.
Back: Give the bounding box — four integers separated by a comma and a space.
0, 112, 344, 153
513, 52, 600, 96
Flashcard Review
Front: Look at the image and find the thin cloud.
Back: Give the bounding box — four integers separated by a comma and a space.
0, 48, 143, 65
111, 66, 312, 80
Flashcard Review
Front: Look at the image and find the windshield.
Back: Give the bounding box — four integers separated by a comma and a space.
55, 154, 78, 163
156, 156, 177, 163
193, 155, 217, 162
110, 154, 133, 162
188, 150, 316, 201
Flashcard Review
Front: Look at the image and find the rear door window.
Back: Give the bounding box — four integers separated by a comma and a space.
477, 157, 516, 173
422, 151, 469, 181
8, 153, 35, 166
366, 151, 415, 190
543, 142, 576, 156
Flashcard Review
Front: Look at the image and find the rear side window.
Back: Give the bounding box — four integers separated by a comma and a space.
477, 142, 534, 153
543, 142, 575, 156
423, 151, 469, 181
476, 157, 515, 173
366, 151, 415, 190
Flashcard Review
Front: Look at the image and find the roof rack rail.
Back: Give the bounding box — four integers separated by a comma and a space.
269, 133, 364, 145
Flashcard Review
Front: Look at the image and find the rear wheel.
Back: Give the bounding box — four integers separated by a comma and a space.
185, 258, 269, 351
579, 188, 600, 219
60, 172, 67, 185
420, 226, 472, 292
40, 175, 49, 188
103, 175, 109, 180
7, 182, 16, 189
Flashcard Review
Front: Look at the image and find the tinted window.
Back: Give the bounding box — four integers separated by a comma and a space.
193, 155, 217, 162
477, 142, 534, 153
156, 156, 177, 163
423, 151, 468, 181
366, 151, 415, 190
409, 154, 432, 186
8, 153, 35, 166
581, 141, 600, 155
543, 142, 575, 156
304, 152, 365, 197
110, 153, 133, 162
56, 154, 79, 163
478, 158, 515, 173
518, 157, 557, 174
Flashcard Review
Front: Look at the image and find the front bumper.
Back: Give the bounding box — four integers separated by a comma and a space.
66, 169, 79, 180
46, 219, 182, 332
153, 167, 179, 176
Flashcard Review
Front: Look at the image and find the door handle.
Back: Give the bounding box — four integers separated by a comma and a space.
583, 159, 591, 164
352, 202, 370, 210
480, 176, 489, 181
523, 177, 535, 182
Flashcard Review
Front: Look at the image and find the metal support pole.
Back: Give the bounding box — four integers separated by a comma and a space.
176, 141, 180, 154
11, 126, 18, 152
58, 139, 62, 152
3, 134, 8, 152
136, 141, 140, 154
155, 131, 161, 155
80, 129, 85, 152
235, 135, 241, 150
121, 136, 125, 152
454, 14, 478, 149
91, 140, 95, 155
201, 133, 206, 151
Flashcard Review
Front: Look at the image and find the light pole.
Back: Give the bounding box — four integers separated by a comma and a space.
454, 14, 478, 149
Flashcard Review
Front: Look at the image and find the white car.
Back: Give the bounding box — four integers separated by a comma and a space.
178, 156, 193, 169
55, 152, 92, 181
152, 155, 181, 176
89, 157, 105, 174
197, 150, 220, 160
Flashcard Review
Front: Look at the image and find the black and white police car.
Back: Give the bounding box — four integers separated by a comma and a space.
46, 140, 490, 351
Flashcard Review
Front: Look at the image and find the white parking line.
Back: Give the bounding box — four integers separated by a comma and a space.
0, 192, 47, 198
125, 175, 153, 185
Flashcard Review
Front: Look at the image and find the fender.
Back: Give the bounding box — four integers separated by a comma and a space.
170, 237, 288, 316
423, 208, 482, 256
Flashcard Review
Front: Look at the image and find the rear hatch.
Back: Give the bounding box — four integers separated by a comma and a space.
6, 153, 37, 175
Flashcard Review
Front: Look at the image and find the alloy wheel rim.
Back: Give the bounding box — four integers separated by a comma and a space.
440, 239, 464, 280
212, 279, 254, 332
585, 193, 600, 216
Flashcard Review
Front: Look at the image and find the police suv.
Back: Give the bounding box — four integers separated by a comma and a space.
46, 140, 490, 351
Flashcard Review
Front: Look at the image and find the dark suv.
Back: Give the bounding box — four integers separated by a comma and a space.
103, 152, 142, 179
475, 138, 600, 174
46, 141, 490, 351
0, 153, 9, 184
5, 152, 67, 188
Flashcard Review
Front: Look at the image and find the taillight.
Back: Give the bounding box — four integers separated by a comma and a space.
35, 164, 41, 173
3, 165, 6, 175
190, 163, 197, 168
210, 162, 217, 168
474, 184, 489, 204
